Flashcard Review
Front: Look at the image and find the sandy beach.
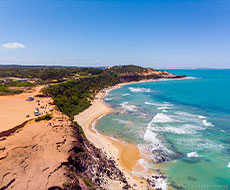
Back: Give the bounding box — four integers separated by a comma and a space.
74, 82, 154, 190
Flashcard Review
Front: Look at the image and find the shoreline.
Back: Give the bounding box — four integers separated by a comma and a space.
75, 90, 150, 189
74, 77, 187, 189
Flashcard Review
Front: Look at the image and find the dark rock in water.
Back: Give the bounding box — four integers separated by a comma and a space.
182, 158, 201, 164
203, 158, 212, 162
123, 184, 130, 189
187, 176, 197, 181
169, 180, 185, 190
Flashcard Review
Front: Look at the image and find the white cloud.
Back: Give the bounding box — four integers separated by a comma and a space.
2, 42, 25, 50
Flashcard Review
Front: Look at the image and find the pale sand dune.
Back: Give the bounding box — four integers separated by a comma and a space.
0, 86, 51, 133
75, 89, 151, 190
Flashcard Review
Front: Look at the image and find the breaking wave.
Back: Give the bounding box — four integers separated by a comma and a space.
120, 102, 138, 112
151, 113, 175, 123
122, 93, 131, 96
151, 124, 204, 135
187, 151, 202, 158
129, 87, 152, 93
202, 119, 214, 127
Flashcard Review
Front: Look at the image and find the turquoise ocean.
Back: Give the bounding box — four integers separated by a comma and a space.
96, 69, 230, 190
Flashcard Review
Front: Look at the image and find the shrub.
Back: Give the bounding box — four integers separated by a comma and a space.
35, 114, 52, 122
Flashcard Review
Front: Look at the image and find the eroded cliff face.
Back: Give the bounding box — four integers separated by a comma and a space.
119, 69, 185, 82
57, 123, 130, 190
0, 113, 129, 190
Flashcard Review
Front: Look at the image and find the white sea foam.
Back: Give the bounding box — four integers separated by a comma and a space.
198, 115, 207, 119
120, 102, 138, 112
152, 124, 204, 135
186, 76, 200, 80
112, 118, 130, 124
91, 114, 107, 135
143, 128, 172, 155
105, 97, 113, 101
227, 162, 230, 168
145, 101, 173, 107
221, 129, 225, 133
187, 151, 201, 158
129, 87, 152, 93
173, 111, 209, 124
152, 113, 174, 123
154, 178, 168, 190
122, 93, 131, 96
144, 128, 158, 143
157, 106, 173, 110
202, 119, 214, 127
177, 138, 224, 151
175, 111, 204, 119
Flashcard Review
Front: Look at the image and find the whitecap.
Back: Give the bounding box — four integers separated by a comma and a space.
221, 129, 225, 133
105, 97, 113, 101
227, 162, 230, 168
122, 93, 131, 96
157, 106, 173, 110
143, 129, 172, 155
120, 102, 138, 112
152, 124, 204, 135
202, 119, 214, 127
145, 101, 173, 107
198, 115, 207, 119
154, 177, 168, 190
177, 138, 224, 151
129, 87, 152, 93
187, 151, 201, 158
151, 113, 174, 123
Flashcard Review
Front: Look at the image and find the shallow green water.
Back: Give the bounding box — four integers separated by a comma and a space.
96, 69, 230, 190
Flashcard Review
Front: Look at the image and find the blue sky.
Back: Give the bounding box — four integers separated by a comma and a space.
0, 0, 229, 68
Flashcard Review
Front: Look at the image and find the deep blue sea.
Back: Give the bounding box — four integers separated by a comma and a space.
96, 69, 230, 190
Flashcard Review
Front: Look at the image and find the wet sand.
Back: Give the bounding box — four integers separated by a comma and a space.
74, 84, 151, 190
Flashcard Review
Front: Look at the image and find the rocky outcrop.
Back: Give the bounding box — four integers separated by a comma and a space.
119, 69, 186, 82
59, 123, 130, 190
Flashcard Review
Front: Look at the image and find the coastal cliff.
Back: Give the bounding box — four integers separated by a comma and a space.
43, 65, 185, 190
110, 65, 185, 82
0, 65, 185, 190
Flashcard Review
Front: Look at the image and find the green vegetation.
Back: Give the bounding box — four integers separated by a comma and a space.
62, 182, 70, 188
41, 65, 179, 119
42, 72, 120, 120
0, 65, 105, 82
35, 114, 53, 122
111, 64, 149, 74
73, 122, 86, 138
0, 84, 23, 96
7, 81, 36, 87
83, 178, 93, 187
